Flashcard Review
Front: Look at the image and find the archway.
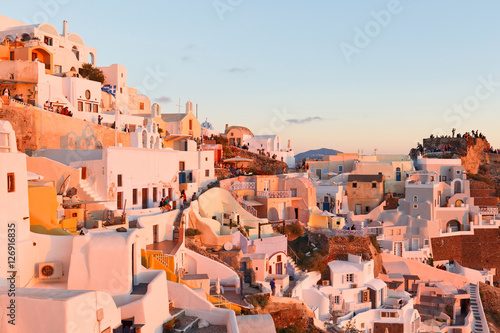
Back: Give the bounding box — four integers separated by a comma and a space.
88, 52, 95, 65
21, 33, 31, 42
141, 130, 147, 148
455, 200, 463, 207
72, 46, 79, 60
446, 220, 461, 232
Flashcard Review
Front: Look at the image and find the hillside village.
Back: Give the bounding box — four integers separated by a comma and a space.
1, 15, 500, 333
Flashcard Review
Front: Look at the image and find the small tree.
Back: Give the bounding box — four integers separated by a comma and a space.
343, 318, 362, 333
79, 63, 105, 83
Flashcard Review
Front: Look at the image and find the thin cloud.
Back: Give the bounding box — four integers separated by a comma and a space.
181, 56, 192, 62
156, 96, 172, 103
286, 116, 322, 124
184, 43, 197, 50
226, 67, 251, 73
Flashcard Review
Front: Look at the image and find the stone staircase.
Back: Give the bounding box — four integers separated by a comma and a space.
169, 308, 201, 333
469, 283, 488, 333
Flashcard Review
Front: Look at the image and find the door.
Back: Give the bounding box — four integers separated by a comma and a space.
412, 238, 419, 251
394, 242, 402, 257
263, 180, 270, 192
355, 204, 361, 215
142, 188, 148, 209
153, 225, 158, 243
276, 262, 282, 275
323, 202, 330, 212
81, 167, 87, 180
179, 172, 186, 184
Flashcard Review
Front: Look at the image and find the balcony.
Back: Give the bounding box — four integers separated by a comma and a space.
257, 190, 291, 199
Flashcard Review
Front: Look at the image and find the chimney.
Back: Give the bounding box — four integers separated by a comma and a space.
63, 20, 68, 37
225, 124, 229, 132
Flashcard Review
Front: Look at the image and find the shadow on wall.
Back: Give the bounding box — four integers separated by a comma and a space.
60, 124, 102, 150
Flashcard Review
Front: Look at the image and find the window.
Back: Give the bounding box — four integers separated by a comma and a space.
162, 188, 166, 197
352, 182, 357, 188
120, 87, 123, 94
334, 296, 340, 304
396, 167, 401, 181
10, 51, 14, 60
372, 182, 377, 188
205, 157, 208, 161
140, 102, 145, 110
338, 165, 343, 173
365, 206, 370, 212
291, 188, 297, 197
362, 290, 370, 302
117, 192, 123, 210
54, 65, 62, 74
361, 323, 365, 329
78, 101, 83, 111
179, 161, 185, 171
117, 174, 122, 187
153, 187, 157, 202
413, 204, 418, 209
7, 173, 15, 193
94, 104, 98, 113
44, 36, 53, 46
324, 196, 329, 203
85, 103, 91, 112
85, 90, 91, 100
121, 73, 124, 78
133, 189, 138, 205
205, 169, 210, 177
442, 176, 447, 181
189, 119, 193, 130
277, 255, 282, 262
346, 273, 354, 282
413, 196, 418, 202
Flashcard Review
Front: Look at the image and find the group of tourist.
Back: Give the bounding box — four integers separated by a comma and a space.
159, 196, 172, 212
296, 161, 309, 172
43, 101, 73, 117
435, 264, 447, 271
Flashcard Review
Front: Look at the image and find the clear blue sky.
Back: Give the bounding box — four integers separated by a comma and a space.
4, 1, 500, 154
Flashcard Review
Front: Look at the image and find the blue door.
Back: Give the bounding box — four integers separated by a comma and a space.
179, 172, 186, 184
323, 202, 330, 211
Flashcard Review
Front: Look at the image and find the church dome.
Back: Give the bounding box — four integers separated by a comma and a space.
201, 118, 214, 130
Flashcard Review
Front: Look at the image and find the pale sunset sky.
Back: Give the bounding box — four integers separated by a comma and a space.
3, 1, 500, 154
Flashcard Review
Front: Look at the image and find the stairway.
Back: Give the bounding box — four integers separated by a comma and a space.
168, 308, 200, 333
469, 283, 488, 333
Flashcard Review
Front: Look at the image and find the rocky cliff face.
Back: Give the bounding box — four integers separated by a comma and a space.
460, 137, 490, 174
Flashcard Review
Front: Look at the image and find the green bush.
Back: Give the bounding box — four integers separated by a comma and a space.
248, 294, 269, 309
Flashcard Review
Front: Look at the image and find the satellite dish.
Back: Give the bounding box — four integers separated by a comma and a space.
223, 242, 233, 251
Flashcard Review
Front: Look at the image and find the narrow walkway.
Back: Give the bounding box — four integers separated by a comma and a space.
283, 280, 297, 297
469, 284, 487, 333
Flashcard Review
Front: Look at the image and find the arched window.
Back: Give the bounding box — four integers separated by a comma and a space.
413, 196, 418, 202
88, 52, 95, 65
21, 33, 31, 42
396, 167, 401, 181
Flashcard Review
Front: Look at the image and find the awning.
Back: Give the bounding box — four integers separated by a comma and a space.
27, 171, 44, 181
163, 134, 191, 143
223, 156, 253, 163
0, 79, 37, 85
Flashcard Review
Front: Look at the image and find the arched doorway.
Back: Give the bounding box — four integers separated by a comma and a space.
396, 167, 401, 181
72, 46, 79, 60
455, 200, 463, 207
454, 181, 462, 194
446, 220, 461, 232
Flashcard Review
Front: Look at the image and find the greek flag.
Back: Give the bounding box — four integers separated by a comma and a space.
101, 85, 116, 97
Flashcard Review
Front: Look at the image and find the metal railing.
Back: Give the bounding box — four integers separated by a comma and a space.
231, 191, 258, 216
470, 206, 498, 215
257, 190, 291, 199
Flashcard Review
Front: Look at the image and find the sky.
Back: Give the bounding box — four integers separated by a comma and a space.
3, 1, 500, 154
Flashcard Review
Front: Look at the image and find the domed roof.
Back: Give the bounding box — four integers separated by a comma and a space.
201, 118, 214, 130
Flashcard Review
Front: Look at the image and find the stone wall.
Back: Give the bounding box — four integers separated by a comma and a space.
0, 105, 130, 153
308, 233, 383, 278
431, 228, 500, 282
